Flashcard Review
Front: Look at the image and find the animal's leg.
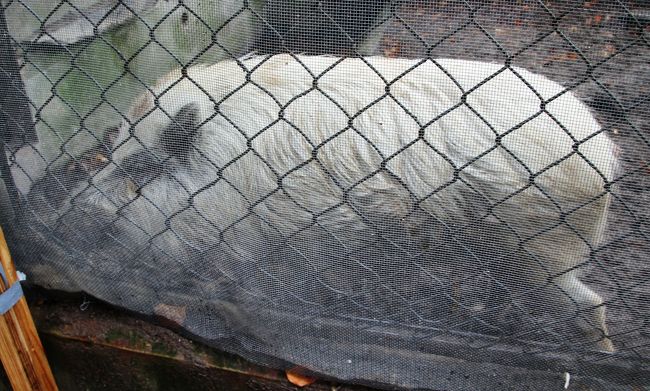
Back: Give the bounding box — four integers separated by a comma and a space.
553, 273, 615, 352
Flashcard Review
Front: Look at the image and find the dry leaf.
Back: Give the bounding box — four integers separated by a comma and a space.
543, 51, 580, 67
586, 14, 604, 26
383, 43, 402, 58
558, 52, 579, 61
95, 153, 109, 163
154, 303, 187, 325
286, 366, 317, 387
601, 43, 617, 57
545, 51, 579, 65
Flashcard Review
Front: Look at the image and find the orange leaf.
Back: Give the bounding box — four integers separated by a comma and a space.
383, 43, 402, 58
558, 52, 578, 61
286, 367, 317, 387
601, 43, 616, 57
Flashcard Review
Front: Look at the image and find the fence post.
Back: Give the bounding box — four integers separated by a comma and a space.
0, 226, 58, 390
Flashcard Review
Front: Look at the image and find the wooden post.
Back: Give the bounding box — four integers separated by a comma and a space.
0, 227, 57, 390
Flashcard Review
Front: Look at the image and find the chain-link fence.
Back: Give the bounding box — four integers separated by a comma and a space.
0, 1, 648, 389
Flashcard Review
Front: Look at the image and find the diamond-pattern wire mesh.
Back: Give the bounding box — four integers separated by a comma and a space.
0, 0, 649, 389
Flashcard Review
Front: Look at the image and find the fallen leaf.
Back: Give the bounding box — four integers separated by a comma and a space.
585, 15, 603, 26
562, 52, 578, 61
286, 366, 317, 387
383, 43, 402, 58
95, 153, 108, 163
154, 303, 187, 325
546, 51, 579, 64
601, 43, 616, 57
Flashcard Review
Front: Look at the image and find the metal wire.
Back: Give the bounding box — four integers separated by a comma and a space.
0, 0, 648, 388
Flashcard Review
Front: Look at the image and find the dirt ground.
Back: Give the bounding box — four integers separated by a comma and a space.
379, 0, 649, 360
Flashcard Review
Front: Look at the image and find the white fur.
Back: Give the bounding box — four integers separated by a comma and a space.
89, 54, 617, 351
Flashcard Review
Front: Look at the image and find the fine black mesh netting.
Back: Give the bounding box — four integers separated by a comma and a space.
0, 1, 648, 389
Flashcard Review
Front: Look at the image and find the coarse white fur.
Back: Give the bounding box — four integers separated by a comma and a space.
82, 54, 617, 351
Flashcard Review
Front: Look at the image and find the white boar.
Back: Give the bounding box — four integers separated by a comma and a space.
27, 54, 618, 352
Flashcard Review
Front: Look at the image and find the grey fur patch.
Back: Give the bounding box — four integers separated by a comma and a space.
160, 103, 200, 163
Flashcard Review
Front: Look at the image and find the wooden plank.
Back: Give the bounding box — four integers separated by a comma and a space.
0, 227, 57, 390
0, 312, 32, 389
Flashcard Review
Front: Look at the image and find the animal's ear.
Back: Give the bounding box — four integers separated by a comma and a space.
160, 103, 201, 163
